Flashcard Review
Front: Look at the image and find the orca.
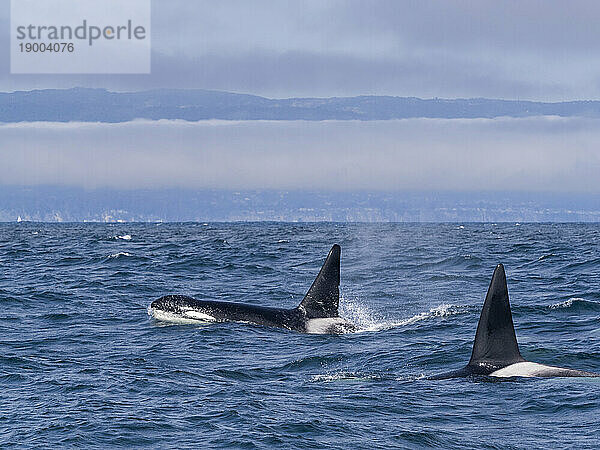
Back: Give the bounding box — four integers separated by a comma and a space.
431, 264, 599, 379
149, 244, 356, 334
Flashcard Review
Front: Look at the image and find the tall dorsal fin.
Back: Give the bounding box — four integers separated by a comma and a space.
298, 244, 340, 318
468, 264, 524, 368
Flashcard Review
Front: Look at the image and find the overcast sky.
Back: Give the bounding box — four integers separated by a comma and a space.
2, 117, 599, 192
2, 0, 600, 99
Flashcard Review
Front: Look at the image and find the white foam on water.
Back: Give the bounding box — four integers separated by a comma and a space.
115, 234, 132, 240
384, 304, 465, 329
398, 304, 453, 325
310, 372, 382, 383
549, 297, 583, 309
341, 297, 467, 333
338, 296, 384, 331
108, 252, 132, 258
537, 253, 556, 261
311, 372, 422, 383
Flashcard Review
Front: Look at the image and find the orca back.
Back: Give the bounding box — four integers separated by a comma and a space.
298, 244, 340, 318
468, 264, 524, 370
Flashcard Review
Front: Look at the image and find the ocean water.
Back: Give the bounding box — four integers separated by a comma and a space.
1, 223, 600, 448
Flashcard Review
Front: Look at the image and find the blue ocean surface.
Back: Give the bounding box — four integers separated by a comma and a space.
1, 223, 600, 448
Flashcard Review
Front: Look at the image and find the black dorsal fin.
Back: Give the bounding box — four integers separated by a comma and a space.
298, 244, 340, 318
468, 264, 524, 368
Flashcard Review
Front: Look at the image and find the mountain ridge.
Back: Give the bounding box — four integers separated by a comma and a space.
2, 88, 600, 122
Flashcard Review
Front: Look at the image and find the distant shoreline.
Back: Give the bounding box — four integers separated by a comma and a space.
2, 188, 600, 223
3, 221, 600, 224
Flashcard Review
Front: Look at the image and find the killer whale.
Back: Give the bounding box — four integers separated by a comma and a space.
150, 244, 356, 333
431, 264, 599, 379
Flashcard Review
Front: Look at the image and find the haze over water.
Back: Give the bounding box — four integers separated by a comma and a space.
1, 223, 600, 448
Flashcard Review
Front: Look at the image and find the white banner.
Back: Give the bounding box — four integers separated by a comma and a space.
10, 0, 151, 74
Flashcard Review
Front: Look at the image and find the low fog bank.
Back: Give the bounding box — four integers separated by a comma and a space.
1, 117, 599, 193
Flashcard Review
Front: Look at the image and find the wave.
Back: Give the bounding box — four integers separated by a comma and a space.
516, 252, 561, 269
340, 297, 469, 333
41, 313, 72, 321
310, 371, 383, 383
113, 234, 132, 241
382, 305, 464, 331
414, 254, 483, 271
537, 253, 556, 261
108, 252, 133, 259
310, 371, 423, 383
548, 297, 600, 311
562, 257, 600, 273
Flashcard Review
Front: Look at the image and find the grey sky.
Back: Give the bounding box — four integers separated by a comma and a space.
2, 0, 600, 99
2, 117, 599, 191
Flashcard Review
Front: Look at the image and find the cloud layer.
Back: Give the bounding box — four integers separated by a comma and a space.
1, 117, 599, 192
2, 1, 600, 99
